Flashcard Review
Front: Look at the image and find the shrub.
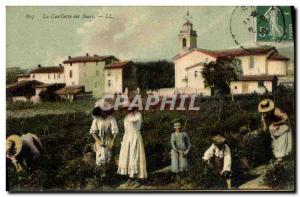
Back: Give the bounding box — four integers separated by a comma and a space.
263, 160, 295, 189
39, 90, 60, 102
6, 93, 295, 191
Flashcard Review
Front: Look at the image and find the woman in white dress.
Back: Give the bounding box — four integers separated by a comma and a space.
117, 106, 147, 188
90, 101, 119, 177
258, 99, 292, 163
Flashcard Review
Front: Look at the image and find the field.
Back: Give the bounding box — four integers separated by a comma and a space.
6, 86, 295, 191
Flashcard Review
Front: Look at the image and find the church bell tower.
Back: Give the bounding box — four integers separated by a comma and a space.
178, 11, 197, 54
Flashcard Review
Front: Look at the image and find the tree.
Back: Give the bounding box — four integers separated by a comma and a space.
201, 56, 242, 99
136, 60, 175, 91
38, 84, 65, 102
6, 68, 26, 84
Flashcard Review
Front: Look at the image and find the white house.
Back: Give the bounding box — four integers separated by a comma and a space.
30, 64, 65, 84
173, 18, 290, 95
63, 54, 119, 98
17, 74, 30, 82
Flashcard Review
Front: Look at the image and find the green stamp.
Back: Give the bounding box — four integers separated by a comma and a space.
256, 6, 293, 42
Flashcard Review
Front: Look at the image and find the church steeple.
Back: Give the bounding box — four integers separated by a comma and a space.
178, 10, 197, 53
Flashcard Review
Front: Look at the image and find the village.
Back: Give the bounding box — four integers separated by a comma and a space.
6, 16, 293, 103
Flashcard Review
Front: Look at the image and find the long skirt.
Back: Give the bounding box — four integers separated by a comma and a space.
171, 150, 189, 173
117, 131, 147, 179
270, 125, 292, 158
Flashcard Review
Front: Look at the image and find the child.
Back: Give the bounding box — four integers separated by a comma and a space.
170, 118, 191, 173
202, 134, 232, 189
90, 100, 119, 177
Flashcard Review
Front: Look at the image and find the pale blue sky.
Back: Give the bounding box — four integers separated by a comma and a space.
7, 6, 294, 69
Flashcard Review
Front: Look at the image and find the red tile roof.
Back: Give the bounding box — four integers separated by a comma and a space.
185, 62, 205, 70
105, 61, 132, 69
216, 46, 276, 57
174, 46, 277, 60
6, 80, 43, 91
63, 55, 119, 64
17, 74, 30, 77
55, 85, 84, 95
31, 66, 64, 74
235, 75, 278, 81
267, 52, 289, 61
35, 83, 65, 88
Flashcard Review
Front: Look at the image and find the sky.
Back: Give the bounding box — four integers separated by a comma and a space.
6, 6, 294, 69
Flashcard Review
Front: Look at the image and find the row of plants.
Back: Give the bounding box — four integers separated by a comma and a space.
6, 87, 295, 190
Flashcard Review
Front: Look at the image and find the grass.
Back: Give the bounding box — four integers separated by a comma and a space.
6, 87, 295, 191
7, 100, 95, 112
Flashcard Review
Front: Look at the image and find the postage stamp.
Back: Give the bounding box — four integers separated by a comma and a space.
6, 6, 295, 192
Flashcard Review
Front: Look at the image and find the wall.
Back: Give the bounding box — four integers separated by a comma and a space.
104, 68, 123, 94
238, 55, 268, 75
80, 61, 105, 98
186, 65, 206, 89
230, 81, 273, 95
31, 72, 65, 84
174, 50, 216, 89
267, 60, 287, 76
147, 87, 211, 96
64, 63, 80, 86
64, 61, 106, 98
17, 76, 30, 82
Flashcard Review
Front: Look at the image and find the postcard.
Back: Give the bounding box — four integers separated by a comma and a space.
6, 6, 295, 192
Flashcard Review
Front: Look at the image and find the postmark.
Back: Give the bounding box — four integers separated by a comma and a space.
229, 6, 292, 51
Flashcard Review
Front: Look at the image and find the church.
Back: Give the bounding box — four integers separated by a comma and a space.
172, 16, 290, 96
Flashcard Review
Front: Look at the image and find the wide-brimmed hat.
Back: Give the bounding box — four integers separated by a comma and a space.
212, 134, 226, 145
6, 135, 22, 156
94, 100, 113, 110
93, 100, 114, 117
258, 99, 275, 113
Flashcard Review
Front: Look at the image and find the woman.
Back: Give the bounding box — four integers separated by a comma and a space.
6, 133, 43, 172
258, 99, 292, 163
90, 100, 119, 176
117, 103, 147, 188
170, 118, 191, 173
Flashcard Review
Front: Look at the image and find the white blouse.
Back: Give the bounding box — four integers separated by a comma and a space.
89, 115, 119, 144
202, 143, 232, 172
124, 112, 142, 132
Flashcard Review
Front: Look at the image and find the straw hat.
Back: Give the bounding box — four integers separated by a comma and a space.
258, 99, 275, 113
212, 134, 226, 145
6, 135, 22, 156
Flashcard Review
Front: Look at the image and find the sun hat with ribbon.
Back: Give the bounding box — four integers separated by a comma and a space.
93, 100, 114, 117
258, 99, 275, 113
6, 135, 22, 156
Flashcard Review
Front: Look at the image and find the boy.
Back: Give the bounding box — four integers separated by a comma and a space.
203, 134, 232, 189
